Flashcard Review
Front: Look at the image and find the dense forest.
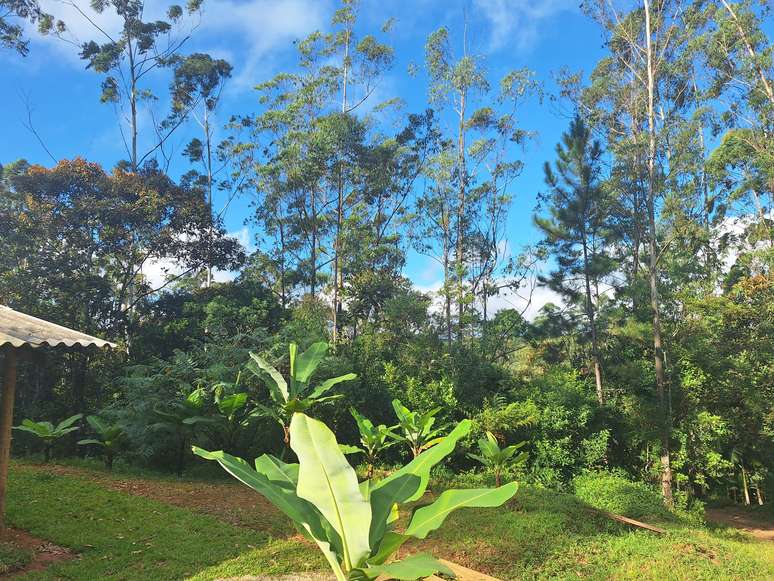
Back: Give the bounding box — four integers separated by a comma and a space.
0, 0, 771, 514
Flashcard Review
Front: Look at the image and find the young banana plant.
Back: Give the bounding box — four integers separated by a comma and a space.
195, 413, 518, 580
13, 414, 82, 462
77, 415, 128, 470
467, 431, 528, 487
389, 399, 447, 458
246, 342, 356, 447
348, 408, 398, 479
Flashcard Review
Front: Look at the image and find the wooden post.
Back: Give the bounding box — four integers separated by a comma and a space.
0, 348, 18, 527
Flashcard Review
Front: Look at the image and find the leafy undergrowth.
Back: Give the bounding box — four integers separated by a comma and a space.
8, 460, 774, 580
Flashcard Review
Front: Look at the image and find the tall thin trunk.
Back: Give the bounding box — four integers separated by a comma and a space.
455, 86, 467, 342
644, 0, 673, 504
741, 465, 751, 506
127, 36, 138, 172
204, 106, 214, 288
279, 219, 287, 310
582, 238, 605, 405
443, 217, 452, 347
719, 0, 774, 107
333, 29, 350, 346
311, 189, 318, 299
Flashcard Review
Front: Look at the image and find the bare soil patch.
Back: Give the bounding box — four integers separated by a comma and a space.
706, 507, 774, 541
0, 528, 73, 578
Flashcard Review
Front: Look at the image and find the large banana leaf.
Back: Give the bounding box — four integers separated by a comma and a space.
374, 419, 472, 503
290, 413, 372, 571
192, 447, 331, 544
357, 552, 453, 580
248, 352, 289, 402
365, 531, 409, 566
368, 473, 420, 549
404, 482, 519, 539
293, 342, 328, 384
254, 454, 299, 484
55, 414, 83, 431
308, 373, 357, 400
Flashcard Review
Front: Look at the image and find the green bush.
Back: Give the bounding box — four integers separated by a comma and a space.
573, 471, 674, 521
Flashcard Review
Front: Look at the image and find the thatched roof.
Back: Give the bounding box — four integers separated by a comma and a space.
0, 305, 117, 350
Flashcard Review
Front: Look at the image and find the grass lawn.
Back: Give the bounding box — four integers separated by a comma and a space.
6, 460, 774, 580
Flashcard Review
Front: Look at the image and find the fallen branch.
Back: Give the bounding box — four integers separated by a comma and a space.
593, 509, 666, 534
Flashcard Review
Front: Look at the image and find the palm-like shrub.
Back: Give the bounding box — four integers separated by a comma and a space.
389, 399, 446, 458
77, 415, 128, 470
247, 342, 356, 446
468, 431, 528, 487
151, 389, 215, 476
195, 414, 518, 581
13, 414, 82, 462
349, 408, 397, 478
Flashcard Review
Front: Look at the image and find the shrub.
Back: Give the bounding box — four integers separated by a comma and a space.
573, 471, 674, 521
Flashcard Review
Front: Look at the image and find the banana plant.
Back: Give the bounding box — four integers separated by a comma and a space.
349, 408, 398, 479
210, 373, 259, 453
151, 389, 216, 476
195, 413, 518, 580
13, 414, 82, 462
468, 431, 528, 487
389, 399, 447, 458
246, 342, 356, 447
77, 415, 127, 470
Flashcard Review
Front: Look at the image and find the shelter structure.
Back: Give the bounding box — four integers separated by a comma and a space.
0, 305, 116, 525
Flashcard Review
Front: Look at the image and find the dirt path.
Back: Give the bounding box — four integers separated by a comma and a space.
705, 507, 774, 541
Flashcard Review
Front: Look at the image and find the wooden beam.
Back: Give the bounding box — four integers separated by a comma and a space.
0, 348, 18, 527
595, 509, 666, 534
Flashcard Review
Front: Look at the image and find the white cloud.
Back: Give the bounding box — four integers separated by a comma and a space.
141, 226, 249, 289
199, 0, 328, 89
414, 274, 563, 321
26, 0, 326, 85
473, 0, 578, 52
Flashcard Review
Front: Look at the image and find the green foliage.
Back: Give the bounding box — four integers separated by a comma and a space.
13, 414, 82, 461
246, 342, 357, 446
151, 390, 216, 476
573, 471, 675, 521
389, 399, 447, 458
195, 413, 518, 580
77, 415, 128, 470
348, 408, 397, 478
468, 431, 528, 487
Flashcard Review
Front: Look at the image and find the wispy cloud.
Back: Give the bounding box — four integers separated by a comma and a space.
473, 0, 578, 53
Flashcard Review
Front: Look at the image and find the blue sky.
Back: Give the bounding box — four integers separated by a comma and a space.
1, 0, 606, 313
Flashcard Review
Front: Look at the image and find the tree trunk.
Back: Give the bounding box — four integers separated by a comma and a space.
643, 0, 672, 505
581, 238, 605, 405
455, 88, 467, 343
0, 349, 18, 526
719, 0, 774, 107
741, 465, 751, 506
205, 106, 214, 289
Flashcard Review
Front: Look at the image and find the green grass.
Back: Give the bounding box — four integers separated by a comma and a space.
6, 461, 774, 580
7, 464, 323, 580
420, 485, 774, 580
